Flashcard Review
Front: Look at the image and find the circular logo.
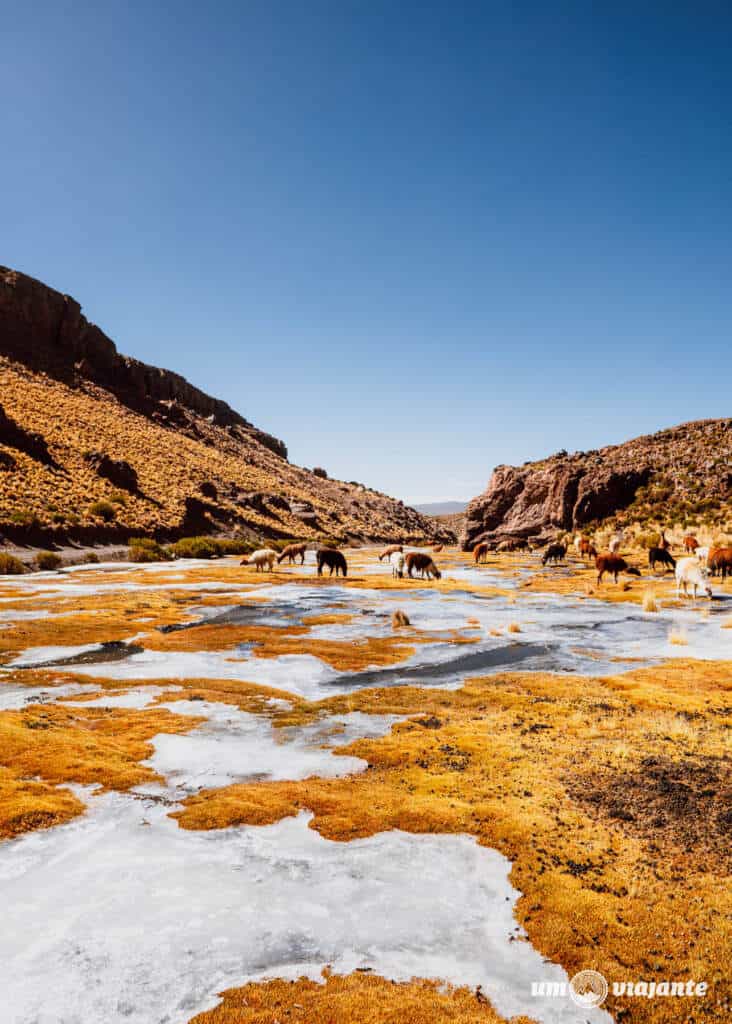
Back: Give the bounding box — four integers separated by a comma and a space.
569, 970, 609, 1008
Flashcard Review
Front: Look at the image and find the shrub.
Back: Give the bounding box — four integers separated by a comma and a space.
82, 552, 99, 564
312, 467, 328, 479
109, 491, 128, 506
636, 531, 658, 550
170, 536, 220, 559
215, 538, 256, 556
10, 510, 40, 528
89, 501, 116, 522
0, 553, 28, 575
35, 551, 62, 571
128, 538, 172, 563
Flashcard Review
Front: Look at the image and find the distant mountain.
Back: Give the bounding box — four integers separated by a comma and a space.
413, 501, 468, 516
0, 267, 455, 548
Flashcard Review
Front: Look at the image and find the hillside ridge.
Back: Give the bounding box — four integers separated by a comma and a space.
0, 267, 452, 549
462, 418, 732, 549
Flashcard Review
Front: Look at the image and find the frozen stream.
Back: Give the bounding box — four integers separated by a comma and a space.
0, 557, 728, 1022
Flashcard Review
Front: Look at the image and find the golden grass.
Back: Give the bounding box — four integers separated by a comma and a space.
175, 661, 732, 1023
642, 589, 659, 612
0, 703, 203, 837
189, 973, 531, 1024
0, 767, 85, 840
0, 357, 433, 541
507, 622, 521, 633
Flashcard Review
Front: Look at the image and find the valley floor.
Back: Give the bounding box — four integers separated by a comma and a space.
0, 547, 729, 1023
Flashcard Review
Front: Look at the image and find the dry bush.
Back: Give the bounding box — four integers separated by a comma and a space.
391, 610, 410, 628
508, 622, 521, 633
0, 553, 27, 575
35, 551, 62, 571
88, 500, 116, 522
642, 589, 659, 613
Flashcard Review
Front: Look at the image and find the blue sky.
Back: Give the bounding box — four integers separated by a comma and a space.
3, 3, 731, 503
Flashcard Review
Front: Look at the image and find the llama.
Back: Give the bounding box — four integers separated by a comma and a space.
277, 543, 307, 565
648, 547, 676, 572
595, 554, 641, 584
379, 544, 403, 562
542, 543, 567, 565
708, 547, 732, 580
473, 542, 489, 564
405, 552, 441, 580
316, 548, 347, 577
240, 548, 277, 572
675, 557, 712, 598
579, 538, 597, 560
390, 550, 406, 578
608, 532, 624, 555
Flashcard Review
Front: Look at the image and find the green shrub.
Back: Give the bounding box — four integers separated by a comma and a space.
635, 531, 658, 550
82, 552, 100, 564
109, 491, 128, 506
0, 553, 28, 575
170, 536, 221, 559
89, 501, 116, 522
35, 551, 62, 571
128, 538, 172, 563
10, 510, 40, 528
215, 538, 257, 556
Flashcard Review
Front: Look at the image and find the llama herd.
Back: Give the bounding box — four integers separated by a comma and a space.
237, 529, 726, 600
239, 543, 441, 580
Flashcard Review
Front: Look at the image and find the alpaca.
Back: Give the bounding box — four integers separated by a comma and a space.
316, 548, 347, 577
390, 550, 406, 578
542, 543, 566, 565
595, 554, 641, 584
648, 547, 676, 572
473, 542, 489, 564
277, 543, 307, 565
405, 552, 441, 580
240, 548, 277, 572
675, 557, 712, 598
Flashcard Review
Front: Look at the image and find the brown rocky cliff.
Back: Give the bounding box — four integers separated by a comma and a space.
0, 266, 453, 547
461, 419, 732, 550
0, 266, 287, 458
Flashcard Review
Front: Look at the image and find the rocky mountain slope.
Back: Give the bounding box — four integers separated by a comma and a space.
0, 267, 453, 548
462, 419, 732, 550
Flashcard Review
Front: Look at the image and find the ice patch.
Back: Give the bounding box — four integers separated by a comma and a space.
0, 796, 611, 1024
145, 701, 398, 792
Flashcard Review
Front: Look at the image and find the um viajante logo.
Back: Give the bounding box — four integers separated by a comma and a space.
569, 970, 609, 1008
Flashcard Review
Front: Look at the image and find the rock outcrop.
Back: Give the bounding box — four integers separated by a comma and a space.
0, 266, 287, 458
84, 451, 139, 493
462, 419, 732, 550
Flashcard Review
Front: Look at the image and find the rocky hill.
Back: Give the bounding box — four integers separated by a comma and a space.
0, 267, 453, 549
461, 419, 732, 550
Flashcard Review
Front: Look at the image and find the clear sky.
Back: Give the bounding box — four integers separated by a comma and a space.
3, 3, 731, 504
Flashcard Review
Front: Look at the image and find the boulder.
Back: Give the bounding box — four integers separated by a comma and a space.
84, 451, 138, 492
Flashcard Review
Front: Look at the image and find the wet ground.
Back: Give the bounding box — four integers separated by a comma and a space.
0, 547, 729, 1023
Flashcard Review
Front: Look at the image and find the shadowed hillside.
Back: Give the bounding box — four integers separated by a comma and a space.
0, 267, 453, 549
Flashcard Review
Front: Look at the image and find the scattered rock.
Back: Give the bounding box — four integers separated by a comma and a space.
84, 451, 138, 492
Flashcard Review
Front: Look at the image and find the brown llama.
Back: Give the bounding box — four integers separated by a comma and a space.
277, 543, 307, 565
